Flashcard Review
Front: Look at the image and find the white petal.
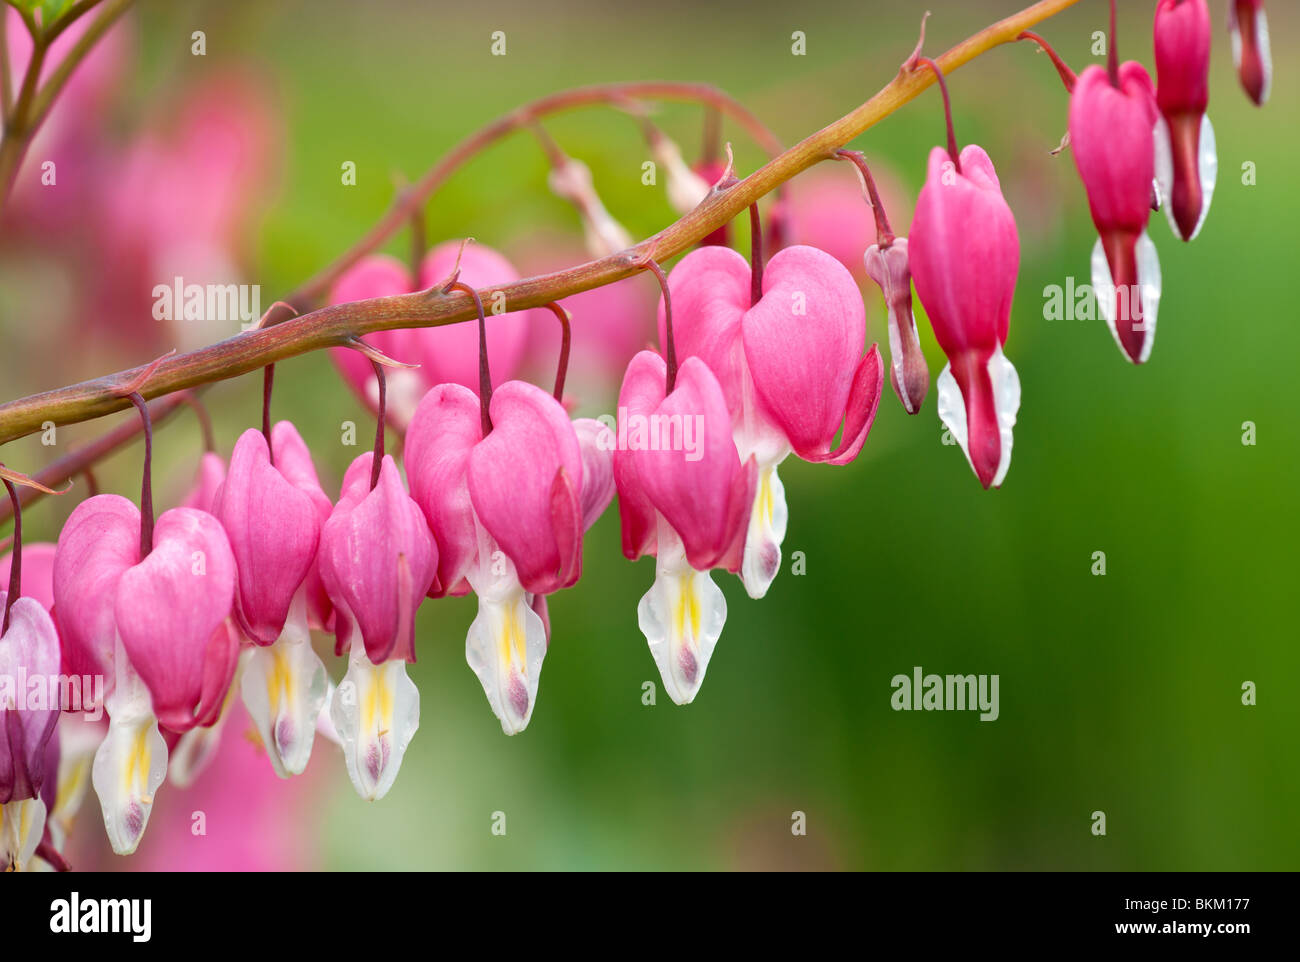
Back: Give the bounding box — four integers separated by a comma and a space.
1230, 5, 1272, 104
240, 592, 328, 778
740, 458, 789, 600
1153, 114, 1217, 242
464, 575, 548, 736
1153, 115, 1174, 231
1, 797, 47, 872
330, 646, 419, 801
637, 523, 727, 705
1189, 113, 1217, 241
936, 346, 1020, 488
47, 714, 102, 851
91, 643, 168, 855
1090, 233, 1161, 364
167, 693, 231, 789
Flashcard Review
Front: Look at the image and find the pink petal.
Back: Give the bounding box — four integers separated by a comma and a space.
318, 454, 437, 663
656, 245, 750, 414
52, 495, 140, 687
572, 417, 616, 531
0, 543, 56, 614
405, 382, 483, 597
115, 508, 237, 734
213, 428, 321, 645
613, 351, 667, 561
467, 381, 583, 595
743, 245, 867, 461
632, 357, 753, 572
0, 596, 61, 803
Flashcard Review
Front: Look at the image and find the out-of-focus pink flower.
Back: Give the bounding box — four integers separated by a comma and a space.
786, 165, 911, 284
327, 242, 544, 428
92, 70, 278, 351
179, 452, 226, 514
0, 542, 56, 613
120, 703, 321, 871
513, 236, 655, 405
1229, 1, 1272, 106
2, 7, 131, 234
910, 145, 1021, 489
1153, 0, 1217, 242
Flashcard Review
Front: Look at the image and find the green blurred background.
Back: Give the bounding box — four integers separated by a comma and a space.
3, 0, 1297, 870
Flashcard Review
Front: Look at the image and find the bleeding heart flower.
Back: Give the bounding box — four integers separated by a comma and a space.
318, 453, 436, 799
655, 245, 882, 598
1153, 0, 1217, 243
1069, 61, 1161, 364
54, 495, 237, 853
406, 380, 606, 734
0, 592, 61, 871
215, 422, 331, 779
1228, 0, 1271, 106
614, 352, 757, 704
863, 238, 928, 415
909, 144, 1022, 488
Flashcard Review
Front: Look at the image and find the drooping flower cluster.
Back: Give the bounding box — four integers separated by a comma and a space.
2, 0, 1274, 870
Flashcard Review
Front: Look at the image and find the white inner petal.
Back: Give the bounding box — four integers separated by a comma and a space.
464, 519, 549, 735
1189, 113, 1217, 241
637, 520, 727, 705
330, 645, 420, 802
741, 458, 789, 600
168, 681, 236, 789
1153, 113, 1217, 242
91, 639, 169, 855
1090, 233, 1161, 364
240, 590, 328, 778
935, 346, 1020, 488
1257, 10, 1273, 104
48, 715, 103, 852
1153, 116, 1175, 234
0, 797, 47, 872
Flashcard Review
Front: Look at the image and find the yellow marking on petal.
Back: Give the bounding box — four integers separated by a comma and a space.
377, 669, 393, 730
363, 677, 377, 735
497, 600, 530, 676
675, 574, 700, 641
753, 467, 775, 527
122, 726, 151, 795
267, 648, 290, 714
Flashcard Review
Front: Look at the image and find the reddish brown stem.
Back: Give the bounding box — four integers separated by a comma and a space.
1017, 31, 1077, 92
370, 359, 386, 489
748, 204, 764, 306
643, 259, 677, 394
261, 364, 275, 462
916, 56, 961, 172
834, 149, 896, 248
1, 473, 20, 633
125, 392, 153, 557
541, 303, 572, 401
448, 282, 493, 435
